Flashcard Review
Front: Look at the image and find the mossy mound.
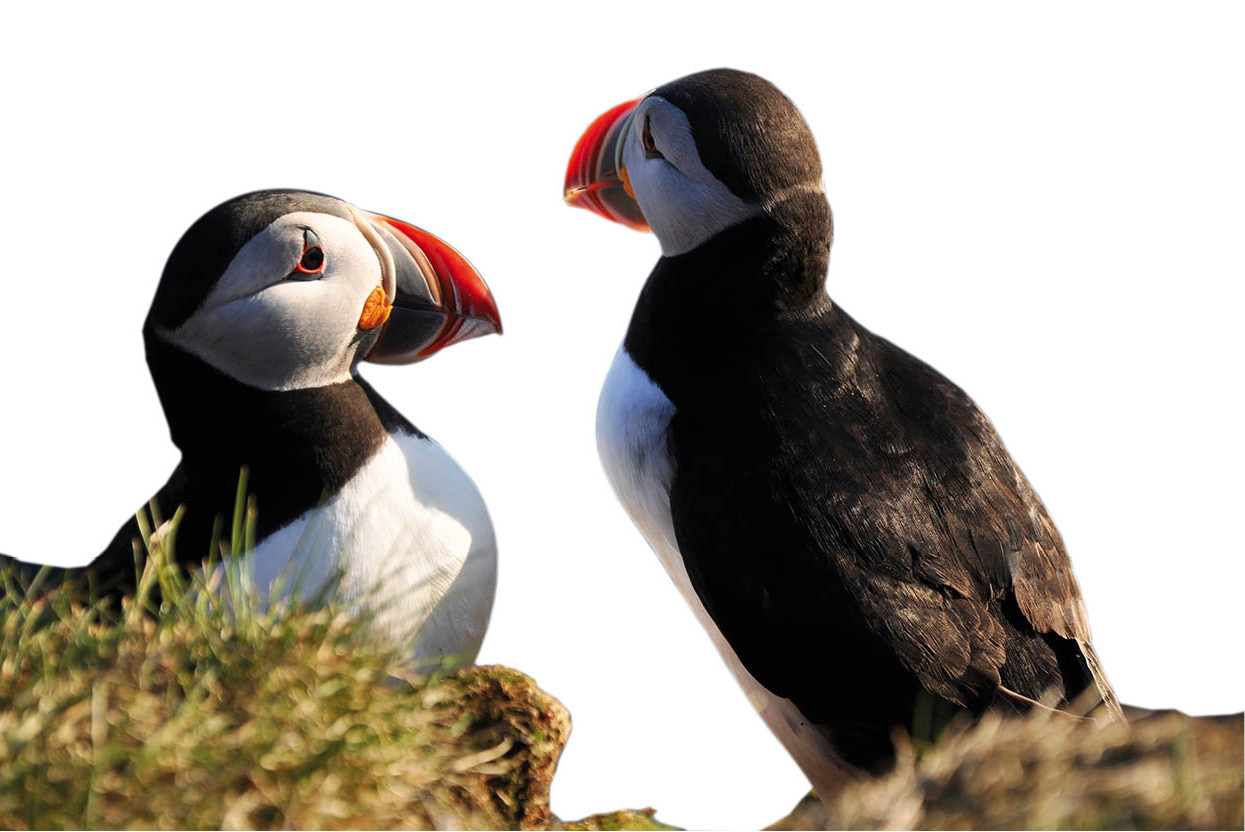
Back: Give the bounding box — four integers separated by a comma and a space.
0, 563, 660, 830
2, 549, 1238, 830
770, 708, 1243, 830
558, 808, 676, 831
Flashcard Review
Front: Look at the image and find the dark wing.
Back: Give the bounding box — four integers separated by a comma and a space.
668, 308, 1120, 736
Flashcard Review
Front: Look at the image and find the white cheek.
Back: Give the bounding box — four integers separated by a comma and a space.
171, 282, 360, 391
633, 158, 758, 257
164, 212, 384, 391
624, 109, 757, 257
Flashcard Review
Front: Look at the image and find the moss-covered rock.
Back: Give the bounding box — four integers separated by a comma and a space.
769, 709, 1243, 831
2, 556, 1238, 830
557, 808, 678, 831
0, 568, 626, 830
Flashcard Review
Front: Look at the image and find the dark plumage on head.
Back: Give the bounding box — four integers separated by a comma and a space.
654, 69, 823, 205
654, 69, 834, 299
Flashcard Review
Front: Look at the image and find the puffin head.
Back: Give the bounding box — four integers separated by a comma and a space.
146, 190, 501, 391
564, 69, 829, 257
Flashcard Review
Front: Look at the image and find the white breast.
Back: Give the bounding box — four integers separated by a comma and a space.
596, 345, 847, 792
597, 346, 680, 559
221, 431, 497, 670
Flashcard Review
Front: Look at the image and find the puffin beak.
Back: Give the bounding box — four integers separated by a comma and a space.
358, 211, 502, 364
563, 99, 650, 231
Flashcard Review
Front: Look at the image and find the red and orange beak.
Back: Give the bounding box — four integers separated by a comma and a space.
563, 99, 650, 231
357, 211, 501, 364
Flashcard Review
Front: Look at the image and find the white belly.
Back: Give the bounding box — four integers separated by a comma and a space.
597, 345, 847, 792
221, 431, 496, 670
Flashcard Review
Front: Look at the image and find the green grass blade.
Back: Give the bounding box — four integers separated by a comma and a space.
135, 506, 153, 555
230, 465, 249, 558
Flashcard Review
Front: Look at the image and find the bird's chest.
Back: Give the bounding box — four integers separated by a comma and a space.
596, 347, 680, 560
226, 432, 494, 659
601, 345, 795, 626
596, 347, 727, 628
597, 346, 842, 778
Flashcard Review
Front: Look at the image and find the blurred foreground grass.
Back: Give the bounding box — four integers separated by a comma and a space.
0, 511, 1239, 830
772, 708, 1243, 830
0, 528, 669, 830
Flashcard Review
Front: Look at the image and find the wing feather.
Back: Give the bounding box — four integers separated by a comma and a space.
670, 309, 1119, 722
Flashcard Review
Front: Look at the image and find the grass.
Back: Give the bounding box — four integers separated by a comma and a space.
0, 500, 1238, 830
0, 507, 671, 830
0, 569, 558, 827
771, 707, 1243, 831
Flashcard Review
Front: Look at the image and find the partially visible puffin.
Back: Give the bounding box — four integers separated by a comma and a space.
2, 190, 501, 667
564, 70, 1122, 796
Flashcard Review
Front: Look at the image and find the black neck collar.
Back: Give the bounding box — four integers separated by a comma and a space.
142, 332, 411, 547
624, 195, 832, 404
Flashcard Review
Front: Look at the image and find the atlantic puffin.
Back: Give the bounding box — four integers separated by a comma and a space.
2, 190, 501, 668
564, 70, 1123, 795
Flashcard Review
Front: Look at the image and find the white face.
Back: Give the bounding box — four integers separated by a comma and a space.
163, 211, 385, 391
621, 96, 760, 257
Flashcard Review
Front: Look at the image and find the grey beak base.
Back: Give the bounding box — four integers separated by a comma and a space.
363, 223, 445, 364
365, 306, 447, 365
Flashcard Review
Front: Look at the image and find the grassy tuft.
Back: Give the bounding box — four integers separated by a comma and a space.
558, 809, 677, 831
0, 517, 579, 830
770, 707, 1244, 830
2, 509, 1237, 830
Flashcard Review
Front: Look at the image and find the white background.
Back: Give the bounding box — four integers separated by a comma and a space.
1, 3, 1241, 828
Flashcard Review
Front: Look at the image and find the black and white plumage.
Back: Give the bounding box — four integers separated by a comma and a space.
2, 190, 502, 667
566, 69, 1122, 793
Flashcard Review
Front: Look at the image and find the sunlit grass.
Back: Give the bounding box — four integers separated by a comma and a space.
0, 474, 673, 830
1, 477, 1236, 830
0, 504, 577, 829
771, 705, 1243, 831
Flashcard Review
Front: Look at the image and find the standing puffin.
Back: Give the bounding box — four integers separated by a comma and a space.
2, 190, 501, 668
564, 70, 1122, 795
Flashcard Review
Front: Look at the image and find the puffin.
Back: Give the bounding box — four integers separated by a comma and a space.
1, 190, 501, 668
564, 70, 1123, 796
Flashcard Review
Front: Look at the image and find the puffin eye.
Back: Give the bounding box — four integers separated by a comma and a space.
641, 116, 663, 159
290, 229, 325, 278
297, 246, 324, 273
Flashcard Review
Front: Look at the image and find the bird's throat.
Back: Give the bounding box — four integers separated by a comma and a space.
142, 333, 390, 541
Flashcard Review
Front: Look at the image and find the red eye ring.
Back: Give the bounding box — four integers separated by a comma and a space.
295, 245, 325, 274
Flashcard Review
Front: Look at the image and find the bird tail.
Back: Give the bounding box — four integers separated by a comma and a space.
1078, 638, 1125, 722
